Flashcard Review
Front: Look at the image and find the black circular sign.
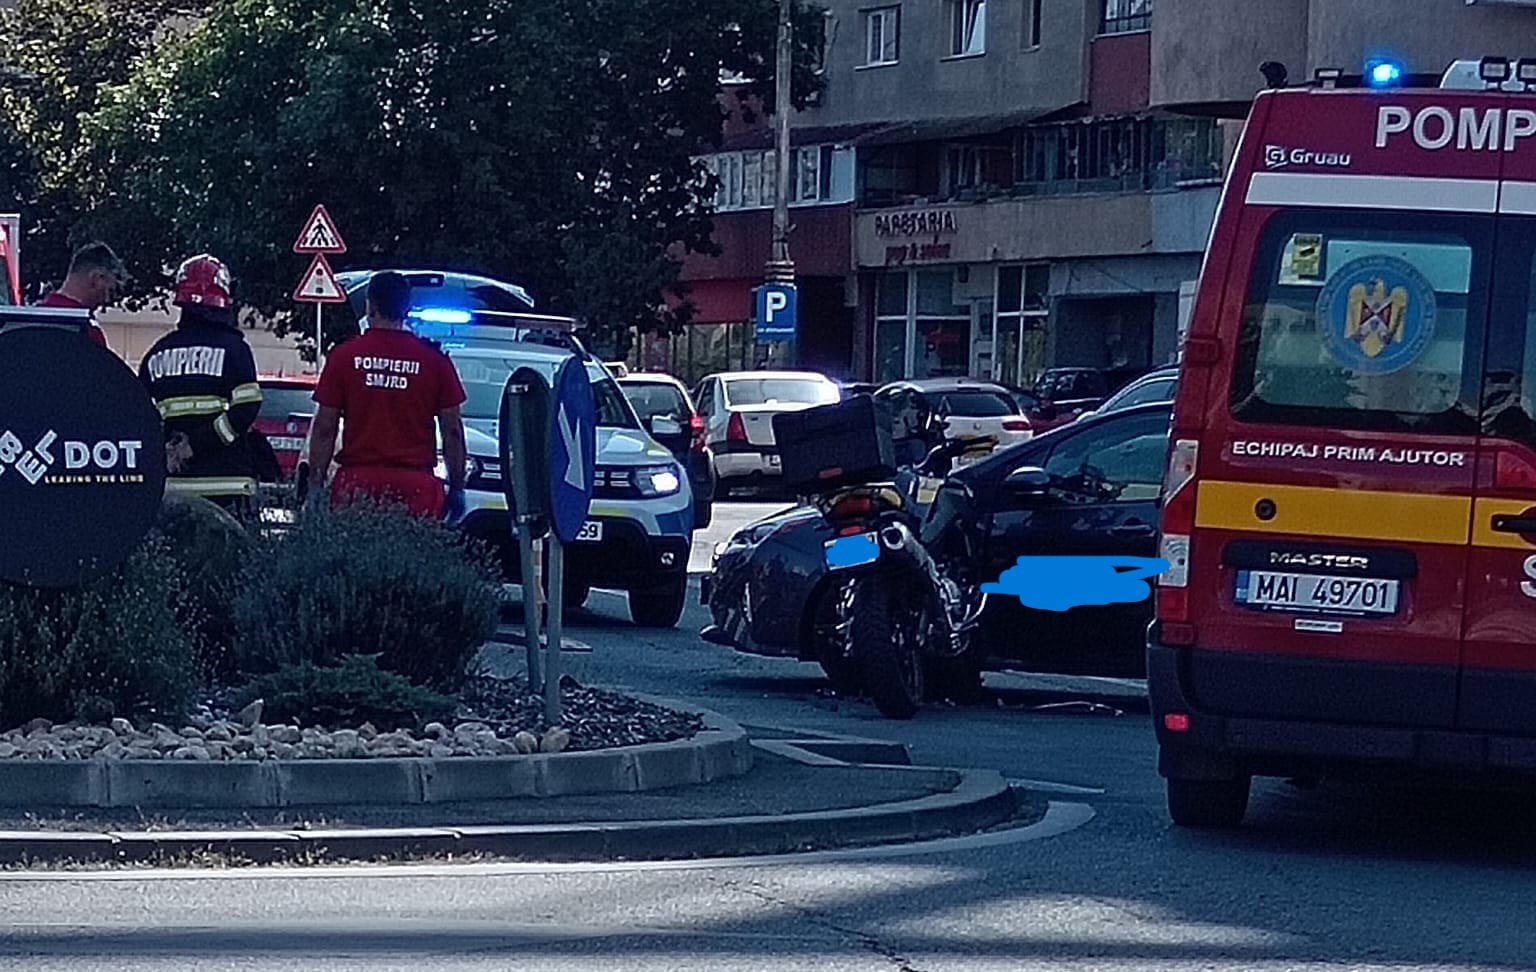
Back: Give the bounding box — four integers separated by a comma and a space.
0, 326, 165, 587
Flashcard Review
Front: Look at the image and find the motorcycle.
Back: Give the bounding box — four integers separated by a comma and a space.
809, 431, 994, 719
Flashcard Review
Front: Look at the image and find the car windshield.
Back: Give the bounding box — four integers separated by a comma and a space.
723, 377, 837, 407
621, 382, 690, 421
1102, 376, 1177, 411
451, 354, 639, 429
258, 386, 317, 420
934, 390, 1016, 417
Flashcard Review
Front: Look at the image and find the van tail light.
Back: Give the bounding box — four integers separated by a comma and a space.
689, 414, 707, 453
1001, 419, 1031, 432
727, 412, 748, 443
1156, 438, 1199, 627
1163, 712, 1191, 733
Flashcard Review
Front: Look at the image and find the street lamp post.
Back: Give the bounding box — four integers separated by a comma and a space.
766, 0, 796, 366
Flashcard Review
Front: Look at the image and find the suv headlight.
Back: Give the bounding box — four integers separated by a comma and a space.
634, 464, 683, 497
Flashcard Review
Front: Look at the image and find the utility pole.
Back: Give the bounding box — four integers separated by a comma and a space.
766, 0, 797, 367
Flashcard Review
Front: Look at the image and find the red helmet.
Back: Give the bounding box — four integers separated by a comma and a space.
173, 254, 233, 309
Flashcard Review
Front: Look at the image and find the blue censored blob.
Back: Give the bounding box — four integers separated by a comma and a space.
825, 533, 882, 570
982, 556, 1171, 612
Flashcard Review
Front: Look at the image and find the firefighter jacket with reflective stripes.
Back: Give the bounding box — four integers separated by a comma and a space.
139, 313, 262, 498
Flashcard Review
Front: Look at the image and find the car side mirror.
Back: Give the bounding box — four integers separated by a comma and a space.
1004, 466, 1051, 495
651, 415, 683, 437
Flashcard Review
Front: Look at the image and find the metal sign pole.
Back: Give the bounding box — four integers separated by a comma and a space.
315, 303, 325, 371
517, 520, 544, 693
544, 537, 565, 725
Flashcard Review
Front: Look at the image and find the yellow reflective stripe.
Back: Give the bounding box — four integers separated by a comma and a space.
213, 413, 237, 445
1193, 481, 1471, 546
158, 395, 228, 418
166, 477, 257, 497
230, 383, 263, 406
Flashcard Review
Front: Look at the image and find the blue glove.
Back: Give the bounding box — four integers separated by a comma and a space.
443, 485, 467, 524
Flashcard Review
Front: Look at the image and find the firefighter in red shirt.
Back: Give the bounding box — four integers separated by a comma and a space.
307, 271, 468, 519
37, 242, 125, 350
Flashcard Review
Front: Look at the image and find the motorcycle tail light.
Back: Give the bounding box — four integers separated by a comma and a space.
831, 496, 875, 519
838, 524, 865, 537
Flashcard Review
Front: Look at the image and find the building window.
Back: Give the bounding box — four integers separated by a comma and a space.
1100, 0, 1150, 35
796, 147, 822, 202
1012, 115, 1221, 195
1025, 0, 1042, 47
873, 270, 973, 382
864, 6, 900, 66
721, 154, 743, 209
993, 264, 1051, 386
946, 0, 986, 57
742, 153, 762, 208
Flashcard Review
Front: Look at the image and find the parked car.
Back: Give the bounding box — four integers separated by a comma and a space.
1019, 368, 1114, 432
1076, 365, 1179, 421
703, 402, 1172, 680
875, 377, 1032, 467
615, 369, 716, 530
255, 374, 318, 481
694, 371, 841, 492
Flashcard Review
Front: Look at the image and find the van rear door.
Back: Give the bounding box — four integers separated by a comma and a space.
1461, 210, 1536, 738
1192, 206, 1491, 728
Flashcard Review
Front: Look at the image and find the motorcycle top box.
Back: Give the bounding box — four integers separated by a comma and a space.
774, 396, 898, 493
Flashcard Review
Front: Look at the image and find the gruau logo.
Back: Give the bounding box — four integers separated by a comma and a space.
0, 321, 165, 588
1265, 145, 1353, 169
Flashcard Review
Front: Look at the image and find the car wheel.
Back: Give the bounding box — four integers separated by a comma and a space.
629, 575, 688, 628
851, 577, 924, 719
1166, 776, 1251, 829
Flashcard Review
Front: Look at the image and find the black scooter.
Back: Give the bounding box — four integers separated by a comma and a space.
810, 432, 993, 719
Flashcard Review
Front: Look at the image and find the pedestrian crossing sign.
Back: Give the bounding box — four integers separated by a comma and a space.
293, 204, 347, 254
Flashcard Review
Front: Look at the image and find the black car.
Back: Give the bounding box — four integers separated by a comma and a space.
703, 402, 1171, 679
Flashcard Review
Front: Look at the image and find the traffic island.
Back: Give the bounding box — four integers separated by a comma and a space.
0, 738, 1030, 867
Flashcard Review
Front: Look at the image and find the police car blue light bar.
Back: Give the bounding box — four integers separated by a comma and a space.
411, 307, 474, 325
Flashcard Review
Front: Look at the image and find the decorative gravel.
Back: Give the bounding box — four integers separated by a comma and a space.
0, 675, 704, 762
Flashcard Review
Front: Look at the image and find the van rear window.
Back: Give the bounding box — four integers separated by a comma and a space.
1230, 214, 1487, 435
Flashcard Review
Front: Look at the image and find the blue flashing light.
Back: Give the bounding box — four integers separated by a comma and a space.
1366, 59, 1404, 88
411, 307, 473, 325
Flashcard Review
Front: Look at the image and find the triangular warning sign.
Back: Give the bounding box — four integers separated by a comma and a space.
293, 204, 347, 254
293, 253, 348, 303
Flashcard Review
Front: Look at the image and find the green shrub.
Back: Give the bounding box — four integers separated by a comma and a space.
0, 539, 198, 728
150, 493, 251, 682
231, 654, 457, 730
233, 501, 501, 691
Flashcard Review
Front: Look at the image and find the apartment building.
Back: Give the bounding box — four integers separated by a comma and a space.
676, 0, 1536, 387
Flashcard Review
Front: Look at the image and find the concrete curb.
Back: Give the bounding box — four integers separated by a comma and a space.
0, 763, 1016, 865
0, 706, 752, 810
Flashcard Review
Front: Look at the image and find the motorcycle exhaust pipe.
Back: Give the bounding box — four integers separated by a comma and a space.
879, 526, 907, 552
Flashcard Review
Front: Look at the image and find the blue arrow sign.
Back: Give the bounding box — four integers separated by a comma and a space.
547, 356, 598, 544
755, 283, 798, 343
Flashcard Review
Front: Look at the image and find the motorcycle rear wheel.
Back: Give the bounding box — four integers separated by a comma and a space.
852, 577, 925, 719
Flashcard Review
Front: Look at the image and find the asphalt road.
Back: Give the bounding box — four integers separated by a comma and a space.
6, 501, 1536, 970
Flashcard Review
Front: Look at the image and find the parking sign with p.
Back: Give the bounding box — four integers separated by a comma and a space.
755, 283, 798, 343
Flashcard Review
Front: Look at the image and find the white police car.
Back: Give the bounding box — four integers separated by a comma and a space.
441, 340, 695, 629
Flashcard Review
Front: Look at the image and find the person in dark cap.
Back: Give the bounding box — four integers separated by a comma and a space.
37, 241, 127, 350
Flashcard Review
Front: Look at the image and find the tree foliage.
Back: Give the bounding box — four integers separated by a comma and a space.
0, 0, 203, 297
58, 0, 824, 353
